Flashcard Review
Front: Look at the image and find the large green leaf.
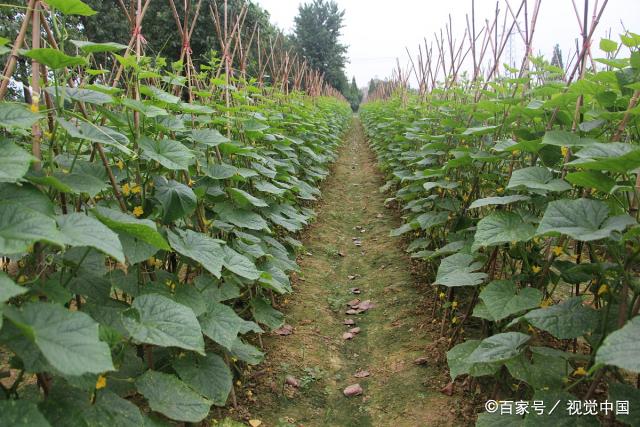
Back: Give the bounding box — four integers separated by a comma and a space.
0, 400, 50, 427
198, 302, 244, 350
92, 206, 169, 250
24, 48, 87, 69
70, 40, 128, 53
472, 212, 535, 250
446, 339, 500, 379
568, 143, 640, 173
0, 141, 36, 182
251, 296, 284, 330
140, 85, 180, 104
0, 103, 41, 129
524, 297, 598, 339
0, 183, 54, 216
229, 188, 269, 208
537, 198, 636, 241
434, 253, 487, 287
0, 201, 64, 254
595, 316, 640, 373
507, 166, 571, 192
229, 338, 264, 365
123, 294, 204, 354
213, 202, 269, 230
565, 170, 616, 193
44, 86, 113, 105
43, 0, 96, 15
154, 177, 197, 223
0, 272, 27, 303
139, 137, 194, 171
468, 195, 530, 209
222, 245, 261, 280
541, 130, 592, 147
191, 129, 230, 147
168, 229, 224, 278
467, 332, 530, 364
57, 118, 131, 154
135, 370, 212, 423
173, 353, 232, 406
479, 280, 542, 321
3, 302, 114, 375
57, 213, 125, 263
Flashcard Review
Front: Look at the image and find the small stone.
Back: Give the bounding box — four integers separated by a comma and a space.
347, 298, 361, 307
347, 275, 357, 280
354, 300, 374, 311
346, 309, 358, 315
285, 375, 300, 388
343, 383, 363, 397
343, 319, 356, 326
349, 327, 361, 334
440, 382, 454, 396
274, 324, 293, 336
338, 251, 346, 257
342, 332, 355, 340
350, 287, 361, 294
414, 357, 429, 366
354, 370, 370, 378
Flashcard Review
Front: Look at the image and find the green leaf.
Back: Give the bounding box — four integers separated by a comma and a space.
472, 212, 535, 251
44, 86, 113, 105
446, 339, 500, 379
135, 370, 212, 423
91, 391, 146, 427
139, 137, 194, 171
123, 294, 204, 354
468, 195, 529, 209
229, 188, 269, 208
57, 118, 131, 154
57, 213, 125, 263
3, 302, 114, 375
154, 177, 197, 223
565, 170, 616, 193
173, 353, 232, 406
168, 229, 224, 278
0, 183, 54, 216
229, 338, 264, 365
524, 297, 598, 339
467, 332, 530, 364
0, 140, 36, 182
213, 202, 269, 230
222, 245, 261, 280
414, 211, 448, 230
599, 38, 618, 52
541, 130, 587, 147
0, 103, 41, 129
537, 198, 636, 241
251, 297, 284, 330
434, 253, 487, 287
0, 201, 64, 254
43, 0, 96, 15
70, 40, 128, 53
507, 166, 571, 192
191, 129, 230, 147
24, 48, 87, 69
198, 302, 243, 350
595, 316, 640, 373
92, 206, 170, 250
568, 143, 640, 173
140, 85, 180, 104
205, 163, 238, 180
0, 400, 50, 427
609, 382, 640, 426
479, 280, 542, 321
0, 272, 27, 303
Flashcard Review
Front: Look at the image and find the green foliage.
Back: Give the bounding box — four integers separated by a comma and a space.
0, 4, 350, 424
361, 32, 640, 424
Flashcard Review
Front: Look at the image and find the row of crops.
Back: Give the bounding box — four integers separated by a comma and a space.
361, 33, 640, 425
0, 2, 351, 425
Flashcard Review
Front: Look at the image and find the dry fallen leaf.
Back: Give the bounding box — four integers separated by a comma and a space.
343, 383, 363, 397
440, 382, 454, 396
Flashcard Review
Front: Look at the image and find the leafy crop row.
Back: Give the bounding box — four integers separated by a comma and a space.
362, 33, 640, 426
0, 1, 350, 425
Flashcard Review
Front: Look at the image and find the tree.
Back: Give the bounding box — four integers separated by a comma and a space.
550, 44, 564, 70
346, 76, 362, 111
293, 0, 348, 94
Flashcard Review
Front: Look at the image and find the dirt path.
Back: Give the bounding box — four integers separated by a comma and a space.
251, 119, 457, 427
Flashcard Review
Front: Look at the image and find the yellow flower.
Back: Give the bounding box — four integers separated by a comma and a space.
44, 131, 53, 139
573, 367, 587, 377
30, 103, 39, 113
452, 301, 458, 309
462, 194, 469, 202
451, 316, 458, 324
132, 206, 144, 217
439, 291, 446, 300
597, 284, 609, 296
236, 380, 242, 386
245, 390, 253, 397
17, 275, 27, 284
540, 298, 553, 307
130, 184, 141, 194
552, 246, 564, 257
116, 160, 124, 170
121, 183, 131, 196
512, 150, 521, 156
188, 179, 195, 187
532, 265, 542, 274
496, 187, 504, 194
561, 146, 570, 158
95, 375, 107, 390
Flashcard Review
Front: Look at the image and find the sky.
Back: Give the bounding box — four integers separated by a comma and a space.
255, 0, 640, 87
